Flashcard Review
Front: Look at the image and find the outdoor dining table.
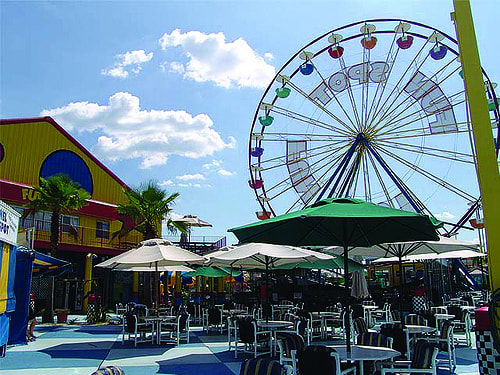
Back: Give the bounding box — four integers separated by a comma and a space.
326, 344, 400, 375
257, 320, 293, 355
434, 313, 455, 334
223, 309, 248, 315
143, 315, 177, 345
312, 312, 341, 338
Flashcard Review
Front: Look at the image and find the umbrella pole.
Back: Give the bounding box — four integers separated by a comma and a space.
155, 261, 159, 316
344, 244, 351, 353
398, 255, 404, 326
265, 256, 269, 323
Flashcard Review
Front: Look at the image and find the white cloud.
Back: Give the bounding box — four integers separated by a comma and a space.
41, 92, 236, 168
176, 173, 205, 181
203, 160, 222, 170
264, 52, 274, 61
434, 211, 455, 220
159, 179, 175, 186
218, 169, 235, 176
177, 183, 211, 188
102, 50, 153, 79
158, 29, 275, 89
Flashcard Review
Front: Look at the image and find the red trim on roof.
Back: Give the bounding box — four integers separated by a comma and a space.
0, 179, 119, 220
0, 116, 130, 190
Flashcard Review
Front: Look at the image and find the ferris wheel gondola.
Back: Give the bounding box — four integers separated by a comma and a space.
248, 19, 499, 236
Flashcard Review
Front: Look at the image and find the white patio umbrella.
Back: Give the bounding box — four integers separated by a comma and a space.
351, 270, 370, 299
325, 236, 479, 260
372, 249, 485, 263
96, 239, 204, 313
96, 238, 204, 269
325, 236, 479, 318
210, 242, 332, 320
111, 265, 195, 272
173, 215, 212, 227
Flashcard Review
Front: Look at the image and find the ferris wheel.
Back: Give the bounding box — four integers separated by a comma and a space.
248, 19, 499, 234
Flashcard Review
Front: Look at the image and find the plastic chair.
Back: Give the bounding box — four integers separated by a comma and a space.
276, 333, 306, 375
235, 317, 272, 358
239, 358, 284, 375
381, 339, 438, 375
297, 345, 356, 375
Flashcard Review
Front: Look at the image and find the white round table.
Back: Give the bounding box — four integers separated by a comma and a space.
404, 325, 436, 334
327, 344, 400, 375
257, 320, 293, 355
434, 313, 455, 333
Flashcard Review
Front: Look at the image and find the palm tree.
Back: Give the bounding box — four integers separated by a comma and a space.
114, 181, 187, 306
24, 174, 90, 323
114, 181, 187, 241
25, 175, 90, 257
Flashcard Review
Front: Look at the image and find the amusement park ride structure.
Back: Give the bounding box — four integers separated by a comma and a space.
247, 11, 499, 291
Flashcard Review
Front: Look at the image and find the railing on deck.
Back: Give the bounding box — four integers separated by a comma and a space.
162, 235, 227, 255
23, 220, 140, 251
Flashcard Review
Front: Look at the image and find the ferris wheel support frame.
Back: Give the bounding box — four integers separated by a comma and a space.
453, 0, 500, 292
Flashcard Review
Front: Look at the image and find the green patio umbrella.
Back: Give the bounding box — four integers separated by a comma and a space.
183, 266, 242, 278
229, 197, 442, 351
275, 256, 365, 271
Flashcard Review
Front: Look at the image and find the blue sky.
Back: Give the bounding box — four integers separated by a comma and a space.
1, 0, 498, 244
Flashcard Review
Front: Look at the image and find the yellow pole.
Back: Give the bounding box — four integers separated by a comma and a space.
83, 253, 93, 313
132, 272, 139, 302
453, 0, 500, 291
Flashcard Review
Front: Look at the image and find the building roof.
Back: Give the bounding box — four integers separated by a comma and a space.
0, 116, 130, 190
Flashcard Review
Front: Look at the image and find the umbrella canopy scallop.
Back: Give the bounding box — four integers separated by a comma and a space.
96, 238, 204, 269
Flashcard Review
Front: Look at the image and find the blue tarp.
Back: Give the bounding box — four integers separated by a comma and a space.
8, 249, 34, 345
31, 250, 71, 278
0, 242, 16, 352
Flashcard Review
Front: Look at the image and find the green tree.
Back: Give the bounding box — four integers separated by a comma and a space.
114, 182, 187, 306
24, 175, 90, 323
114, 181, 187, 241
25, 175, 90, 257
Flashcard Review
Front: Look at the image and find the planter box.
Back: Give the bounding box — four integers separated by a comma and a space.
56, 312, 68, 324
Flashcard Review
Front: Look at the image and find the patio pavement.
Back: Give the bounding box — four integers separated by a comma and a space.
0, 322, 481, 374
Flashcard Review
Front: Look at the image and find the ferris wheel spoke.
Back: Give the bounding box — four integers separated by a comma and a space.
366, 151, 395, 207
310, 61, 359, 130
378, 139, 475, 164
338, 151, 362, 197
285, 80, 355, 132
362, 150, 372, 201
374, 144, 476, 201
378, 125, 472, 142
285, 148, 358, 212
338, 55, 363, 130
361, 47, 371, 131
270, 104, 352, 136
255, 141, 349, 172
265, 149, 347, 201
262, 146, 348, 195
259, 132, 347, 142
367, 37, 431, 127
365, 32, 400, 129
373, 64, 461, 134
376, 94, 466, 138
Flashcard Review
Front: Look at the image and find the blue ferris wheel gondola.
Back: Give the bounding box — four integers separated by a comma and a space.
299, 62, 314, 75
429, 45, 447, 60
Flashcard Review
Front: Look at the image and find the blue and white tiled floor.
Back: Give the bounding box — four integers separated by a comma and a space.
0, 323, 482, 374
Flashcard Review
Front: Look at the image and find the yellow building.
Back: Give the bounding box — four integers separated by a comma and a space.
0, 116, 140, 308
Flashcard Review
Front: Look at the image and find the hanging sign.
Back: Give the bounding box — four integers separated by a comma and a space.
0, 200, 20, 246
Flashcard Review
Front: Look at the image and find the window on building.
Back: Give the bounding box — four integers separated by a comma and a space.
96, 221, 110, 239
61, 215, 79, 234
35, 211, 52, 231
